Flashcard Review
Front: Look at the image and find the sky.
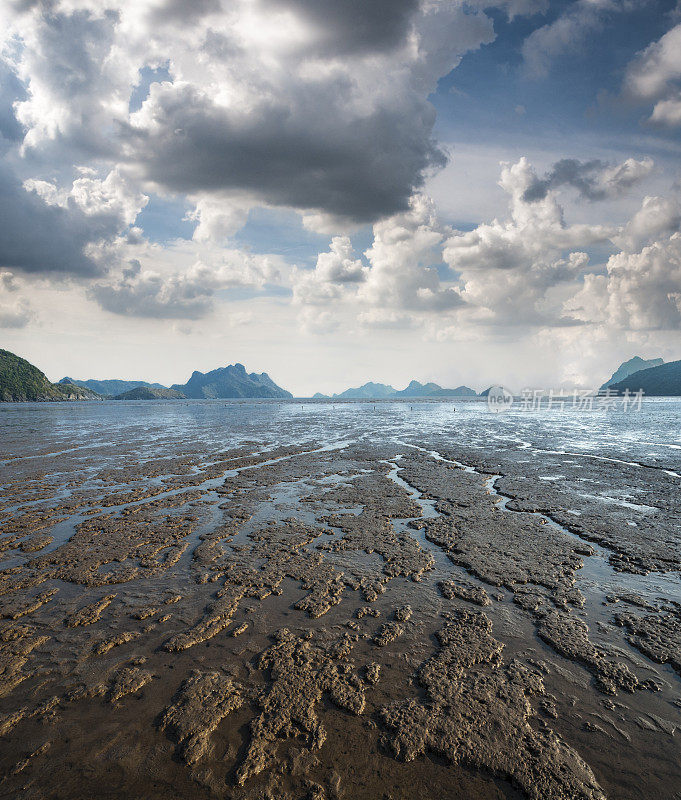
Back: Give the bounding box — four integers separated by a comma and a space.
1, 0, 680, 396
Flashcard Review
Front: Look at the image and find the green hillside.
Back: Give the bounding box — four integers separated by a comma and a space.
0, 349, 100, 402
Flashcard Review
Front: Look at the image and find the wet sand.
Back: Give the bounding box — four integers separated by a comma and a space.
0, 400, 680, 799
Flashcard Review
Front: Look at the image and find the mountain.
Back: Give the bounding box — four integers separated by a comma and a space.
394, 380, 441, 397
334, 382, 396, 399
114, 386, 186, 400
431, 385, 477, 397
394, 380, 476, 398
1, 350, 100, 402
316, 380, 478, 399
60, 377, 167, 396
600, 356, 664, 390
312, 392, 329, 399
172, 363, 292, 399
609, 359, 681, 396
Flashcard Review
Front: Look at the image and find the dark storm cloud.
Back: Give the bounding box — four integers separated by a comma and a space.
264, 0, 420, 55
147, 0, 222, 25
523, 157, 653, 202
126, 83, 445, 223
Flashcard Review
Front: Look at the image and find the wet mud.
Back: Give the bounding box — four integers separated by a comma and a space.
0, 401, 680, 799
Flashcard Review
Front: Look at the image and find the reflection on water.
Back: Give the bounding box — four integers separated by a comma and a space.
2, 396, 680, 469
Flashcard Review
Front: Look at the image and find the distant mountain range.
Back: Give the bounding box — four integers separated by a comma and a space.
113, 386, 186, 400
61, 365, 292, 400
1, 350, 100, 402
609, 359, 681, 396
3, 347, 680, 403
314, 380, 477, 399
171, 363, 292, 399
600, 356, 665, 389
0, 350, 292, 402
61, 377, 166, 396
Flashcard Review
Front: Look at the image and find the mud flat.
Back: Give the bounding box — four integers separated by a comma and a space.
0, 399, 680, 799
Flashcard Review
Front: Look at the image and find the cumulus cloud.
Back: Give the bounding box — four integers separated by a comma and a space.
90, 250, 282, 318
25, 167, 148, 227
443, 158, 614, 324
624, 23, 681, 126
360, 194, 463, 311
294, 154, 670, 333
0, 0, 513, 304
293, 236, 367, 305
613, 194, 681, 252
0, 164, 145, 276
569, 231, 681, 330
185, 195, 252, 243
0, 57, 26, 142
522, 0, 626, 78
567, 192, 681, 330
522, 157, 654, 202
294, 194, 463, 329
10, 6, 133, 157
262, 0, 420, 56
3, 0, 497, 225
0, 30, 148, 279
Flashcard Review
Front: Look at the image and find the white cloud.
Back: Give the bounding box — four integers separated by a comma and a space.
569, 228, 681, 330
522, 157, 655, 202
1, 0, 498, 225
613, 194, 681, 252
359, 193, 462, 311
521, 0, 624, 78
624, 23, 681, 126
294, 194, 463, 326
24, 167, 148, 227
0, 271, 32, 328
185, 194, 253, 242
442, 157, 614, 324
90, 248, 283, 319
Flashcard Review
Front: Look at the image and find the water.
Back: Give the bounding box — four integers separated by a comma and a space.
1, 396, 680, 468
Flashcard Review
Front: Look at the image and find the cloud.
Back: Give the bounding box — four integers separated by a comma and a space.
123, 78, 447, 223
3, 0, 497, 225
443, 158, 615, 324
568, 230, 681, 330
522, 0, 624, 78
294, 194, 464, 327
0, 164, 144, 276
89, 261, 214, 319
567, 192, 681, 330
293, 235, 367, 305
262, 0, 420, 56
90, 250, 282, 318
522, 157, 654, 202
185, 194, 252, 242
0, 270, 33, 328
613, 194, 681, 251
359, 194, 463, 311
357, 308, 417, 329
10, 6, 133, 157
0, 57, 27, 142
624, 23, 681, 126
